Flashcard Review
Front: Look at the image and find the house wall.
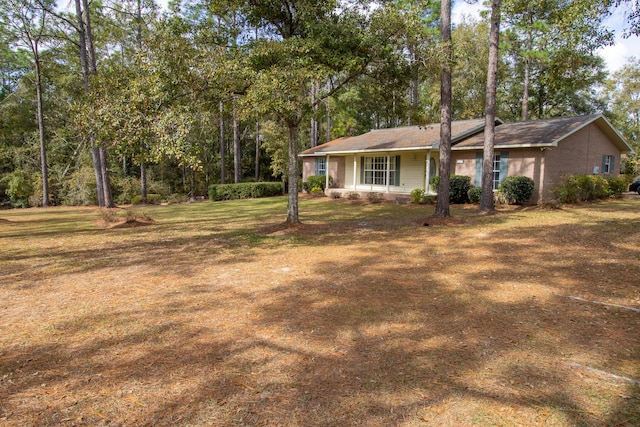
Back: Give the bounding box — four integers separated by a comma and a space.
450, 123, 624, 203
302, 158, 315, 182
399, 153, 427, 192
328, 157, 345, 188
543, 124, 622, 196
451, 152, 478, 181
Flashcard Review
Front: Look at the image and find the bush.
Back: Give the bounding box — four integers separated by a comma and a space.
303, 175, 331, 192
329, 191, 342, 199
132, 193, 162, 204
450, 175, 472, 204
4, 170, 34, 208
551, 174, 624, 204
60, 165, 97, 206
606, 176, 626, 196
410, 188, 425, 204
208, 182, 283, 201
430, 176, 439, 192
346, 191, 360, 200
467, 186, 482, 204
367, 192, 384, 203
499, 176, 535, 205
166, 193, 189, 205
310, 187, 325, 197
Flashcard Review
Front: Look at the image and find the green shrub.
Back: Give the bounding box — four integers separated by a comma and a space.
132, 193, 162, 204
208, 182, 283, 201
4, 170, 33, 208
367, 192, 384, 203
112, 176, 140, 205
450, 175, 472, 204
310, 187, 325, 197
551, 174, 623, 204
606, 176, 626, 196
167, 193, 189, 205
467, 186, 482, 204
303, 175, 331, 192
430, 176, 439, 192
499, 176, 535, 205
60, 165, 97, 206
410, 188, 425, 204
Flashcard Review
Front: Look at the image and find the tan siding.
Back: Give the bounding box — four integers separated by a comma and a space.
345, 156, 354, 187
397, 153, 426, 192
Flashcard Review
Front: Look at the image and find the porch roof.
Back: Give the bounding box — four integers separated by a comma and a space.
299, 118, 487, 156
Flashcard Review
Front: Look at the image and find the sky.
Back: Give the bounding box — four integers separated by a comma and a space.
452, 0, 640, 74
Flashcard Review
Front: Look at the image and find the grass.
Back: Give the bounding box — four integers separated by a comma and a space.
1, 195, 639, 426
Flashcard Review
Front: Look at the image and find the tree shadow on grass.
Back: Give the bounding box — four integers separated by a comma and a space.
1, 202, 639, 425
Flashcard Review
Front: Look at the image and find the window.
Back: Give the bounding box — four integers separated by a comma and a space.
602, 155, 615, 174
360, 156, 400, 186
314, 158, 326, 176
475, 151, 509, 190
492, 154, 501, 191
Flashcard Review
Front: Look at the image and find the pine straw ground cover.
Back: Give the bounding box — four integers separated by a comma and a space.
0, 196, 639, 426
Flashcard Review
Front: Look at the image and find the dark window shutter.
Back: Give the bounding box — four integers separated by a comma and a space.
612, 156, 616, 174
499, 151, 509, 183
475, 152, 483, 186
394, 155, 401, 186
601, 155, 606, 174
360, 157, 364, 184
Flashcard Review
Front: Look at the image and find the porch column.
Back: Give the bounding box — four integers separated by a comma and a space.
386, 155, 391, 193
353, 156, 357, 190
425, 151, 432, 194
325, 155, 330, 190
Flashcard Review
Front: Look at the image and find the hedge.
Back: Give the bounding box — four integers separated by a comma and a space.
208, 182, 283, 201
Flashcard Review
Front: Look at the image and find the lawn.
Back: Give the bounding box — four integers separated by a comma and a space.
1, 196, 639, 426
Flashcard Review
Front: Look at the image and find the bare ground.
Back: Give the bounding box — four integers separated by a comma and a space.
0, 197, 639, 426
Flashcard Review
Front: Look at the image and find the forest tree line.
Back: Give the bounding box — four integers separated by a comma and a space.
1, 0, 639, 210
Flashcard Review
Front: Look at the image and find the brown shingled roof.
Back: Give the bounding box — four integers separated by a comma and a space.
300, 119, 486, 155
299, 114, 633, 156
454, 114, 602, 149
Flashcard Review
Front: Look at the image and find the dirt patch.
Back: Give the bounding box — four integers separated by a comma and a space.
0, 218, 12, 223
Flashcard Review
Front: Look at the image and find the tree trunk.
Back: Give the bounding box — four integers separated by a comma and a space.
140, 162, 147, 202
286, 122, 300, 224
434, 0, 452, 218
91, 146, 105, 207
480, 0, 502, 212
311, 81, 318, 147
33, 45, 48, 206
233, 108, 241, 183
326, 101, 331, 143
521, 36, 531, 121
220, 100, 225, 184
255, 119, 261, 182
74, 0, 88, 90
100, 146, 115, 208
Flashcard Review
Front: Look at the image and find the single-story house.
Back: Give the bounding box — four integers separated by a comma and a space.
300, 114, 634, 203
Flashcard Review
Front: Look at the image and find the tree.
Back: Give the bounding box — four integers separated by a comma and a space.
480, 0, 502, 212
434, 0, 452, 218
604, 57, 640, 174
1, 0, 53, 206
501, 0, 612, 121
240, 0, 381, 223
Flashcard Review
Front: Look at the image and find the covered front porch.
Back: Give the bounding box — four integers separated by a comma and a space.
302, 150, 440, 199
